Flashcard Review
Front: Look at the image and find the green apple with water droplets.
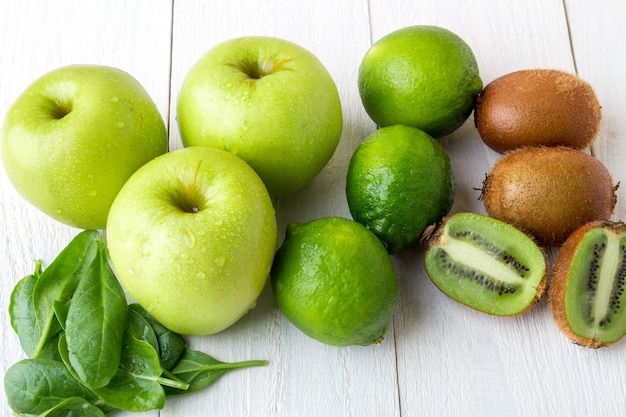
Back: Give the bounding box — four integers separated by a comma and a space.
106, 146, 277, 336
1, 64, 167, 229
176, 36, 343, 197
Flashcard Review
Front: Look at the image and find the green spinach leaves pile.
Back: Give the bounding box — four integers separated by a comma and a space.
5, 230, 267, 416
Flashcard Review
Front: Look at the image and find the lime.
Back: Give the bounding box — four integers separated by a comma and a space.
346, 125, 455, 254
358, 25, 483, 138
271, 216, 398, 347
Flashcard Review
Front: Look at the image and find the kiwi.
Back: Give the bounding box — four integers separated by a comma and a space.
482, 146, 617, 247
550, 220, 626, 348
424, 212, 548, 316
474, 69, 601, 153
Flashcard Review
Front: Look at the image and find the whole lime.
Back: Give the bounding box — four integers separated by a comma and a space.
358, 25, 483, 138
346, 125, 455, 254
271, 216, 398, 347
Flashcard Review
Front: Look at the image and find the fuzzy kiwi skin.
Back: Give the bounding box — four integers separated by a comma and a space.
474, 69, 601, 153
550, 220, 626, 348
482, 146, 617, 247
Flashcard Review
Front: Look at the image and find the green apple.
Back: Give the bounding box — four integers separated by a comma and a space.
176, 36, 343, 198
1, 64, 167, 229
106, 146, 277, 336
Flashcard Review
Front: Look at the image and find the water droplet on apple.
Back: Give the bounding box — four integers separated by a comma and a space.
128, 268, 136, 276
215, 256, 225, 267
87, 189, 97, 197
196, 272, 206, 279
184, 231, 196, 248
110, 96, 119, 102
115, 121, 125, 128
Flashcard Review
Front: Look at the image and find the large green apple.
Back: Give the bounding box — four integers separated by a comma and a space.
176, 36, 343, 198
106, 146, 277, 336
1, 64, 167, 229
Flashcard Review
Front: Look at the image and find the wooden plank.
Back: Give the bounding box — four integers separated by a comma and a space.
552, 1, 626, 413
167, 1, 400, 416
365, 1, 626, 416
566, 0, 626, 217
0, 2, 172, 417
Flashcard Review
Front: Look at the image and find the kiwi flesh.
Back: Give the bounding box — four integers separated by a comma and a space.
482, 146, 617, 247
424, 212, 548, 316
550, 220, 626, 348
474, 69, 601, 153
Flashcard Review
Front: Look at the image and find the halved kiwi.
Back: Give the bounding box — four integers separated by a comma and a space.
550, 220, 626, 348
424, 212, 548, 316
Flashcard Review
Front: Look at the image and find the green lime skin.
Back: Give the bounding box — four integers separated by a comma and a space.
358, 25, 483, 138
271, 217, 398, 347
346, 125, 455, 254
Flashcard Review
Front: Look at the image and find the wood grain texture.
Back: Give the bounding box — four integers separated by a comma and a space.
1, 4, 171, 417
2, 1, 626, 416
567, 0, 626, 216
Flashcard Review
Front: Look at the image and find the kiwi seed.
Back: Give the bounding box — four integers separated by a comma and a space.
550, 220, 626, 348
474, 69, 601, 153
424, 212, 548, 316
482, 146, 617, 247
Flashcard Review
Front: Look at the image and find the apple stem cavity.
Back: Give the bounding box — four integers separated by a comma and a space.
235, 55, 291, 81
172, 188, 205, 214
171, 161, 208, 214
49, 98, 72, 120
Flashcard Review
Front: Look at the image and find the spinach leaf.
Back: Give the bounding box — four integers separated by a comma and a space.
92, 334, 167, 411
97, 333, 191, 411
53, 299, 70, 331
60, 331, 187, 412
9, 261, 42, 357
129, 303, 187, 370
36, 396, 106, 417
37, 332, 63, 362
65, 240, 128, 389
166, 349, 267, 396
4, 359, 97, 415
31, 230, 100, 358
9, 262, 63, 361
5, 230, 268, 415
126, 306, 159, 353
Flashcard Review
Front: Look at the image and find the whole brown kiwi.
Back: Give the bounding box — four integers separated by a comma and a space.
474, 69, 601, 153
482, 146, 617, 247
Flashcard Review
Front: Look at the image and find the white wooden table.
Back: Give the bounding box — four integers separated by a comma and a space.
2, 1, 626, 416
